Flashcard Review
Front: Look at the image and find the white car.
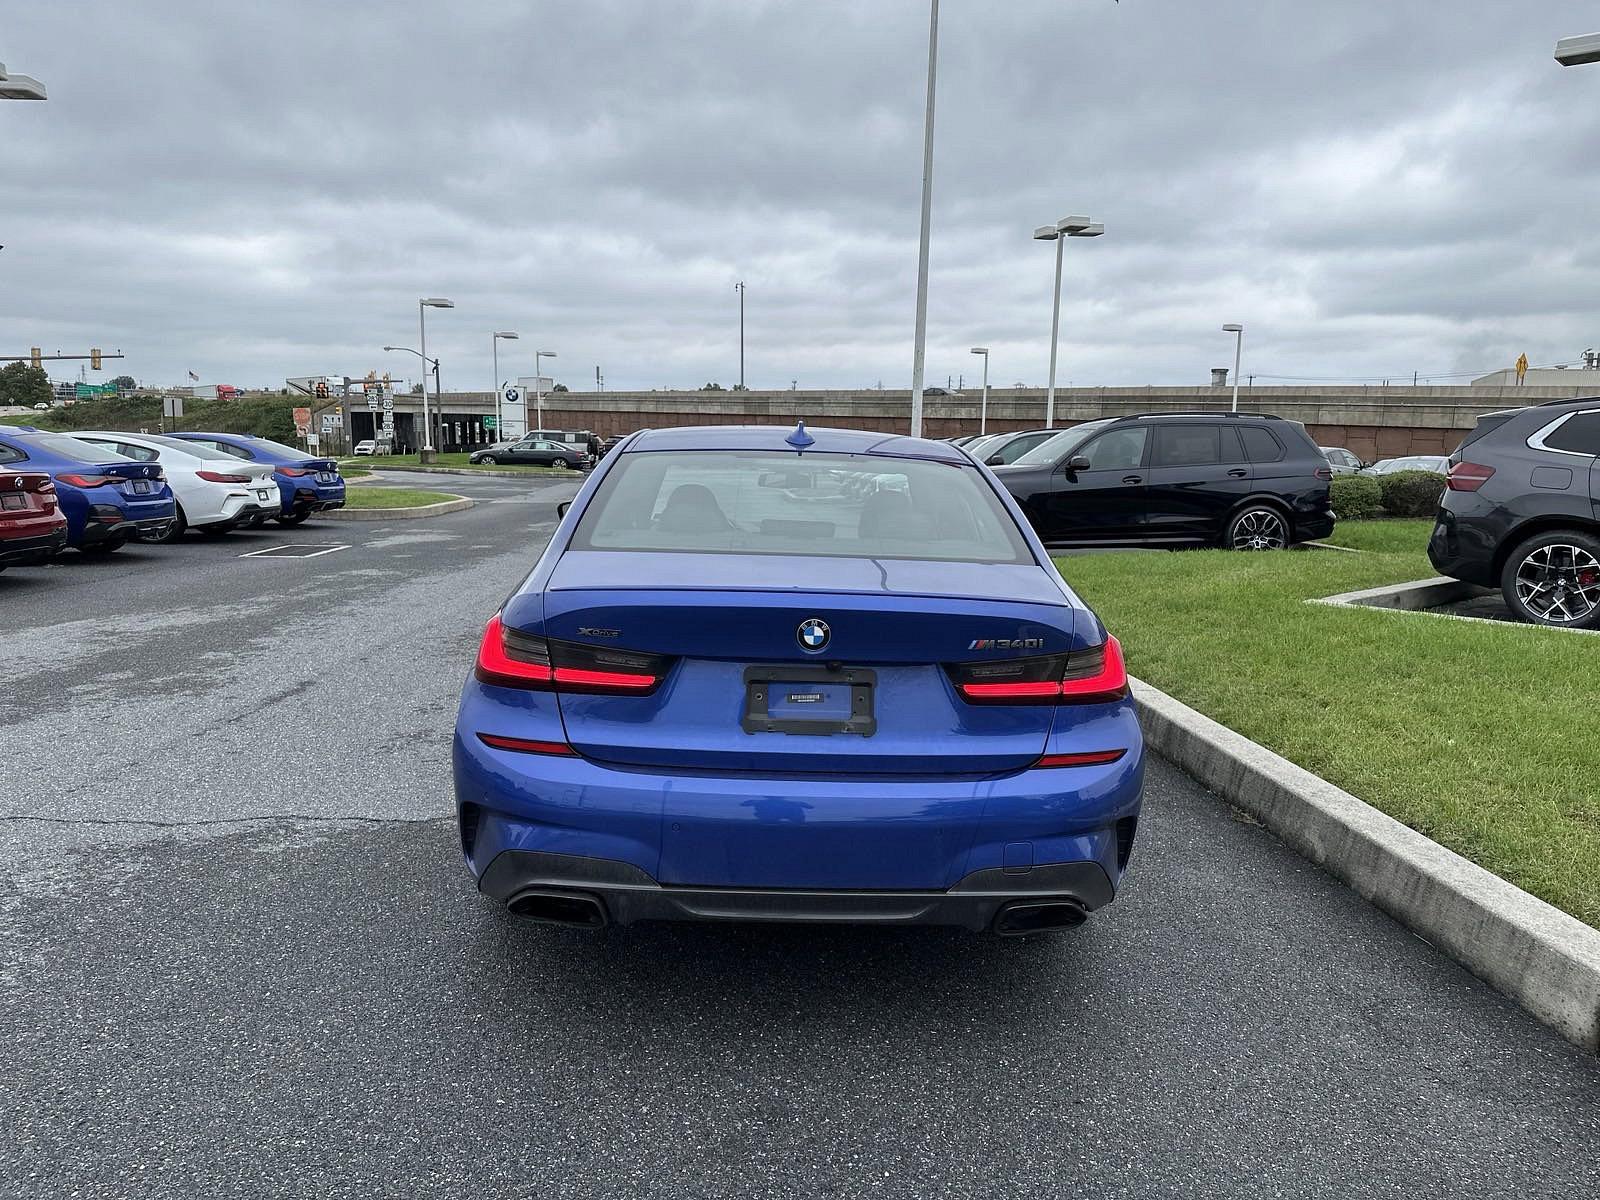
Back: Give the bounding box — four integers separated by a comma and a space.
353, 440, 377, 456
73, 430, 283, 540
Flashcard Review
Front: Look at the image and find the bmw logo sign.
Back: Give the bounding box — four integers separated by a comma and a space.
797, 618, 830, 652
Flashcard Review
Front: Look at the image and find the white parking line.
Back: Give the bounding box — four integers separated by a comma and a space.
237, 544, 350, 560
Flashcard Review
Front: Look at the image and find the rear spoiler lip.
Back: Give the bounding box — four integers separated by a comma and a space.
94, 462, 164, 482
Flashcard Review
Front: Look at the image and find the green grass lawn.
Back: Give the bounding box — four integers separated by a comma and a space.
340, 487, 459, 509
1056, 520, 1600, 928
342, 453, 569, 475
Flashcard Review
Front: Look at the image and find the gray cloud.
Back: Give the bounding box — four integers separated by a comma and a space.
4, 0, 1599, 394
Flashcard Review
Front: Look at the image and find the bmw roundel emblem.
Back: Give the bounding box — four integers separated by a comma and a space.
797, 618, 830, 652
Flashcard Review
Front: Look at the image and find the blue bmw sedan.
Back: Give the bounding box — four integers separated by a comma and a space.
453, 423, 1145, 935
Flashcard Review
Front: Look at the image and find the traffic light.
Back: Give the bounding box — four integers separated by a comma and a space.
30, 347, 41, 368
90, 348, 102, 371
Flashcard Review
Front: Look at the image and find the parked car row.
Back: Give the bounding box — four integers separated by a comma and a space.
0, 426, 346, 573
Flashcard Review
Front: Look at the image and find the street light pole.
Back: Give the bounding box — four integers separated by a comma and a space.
417, 298, 453, 456
970, 347, 989, 435
492, 330, 518, 443
909, 0, 940, 438
1035, 216, 1101, 429
735, 281, 746, 389
1223, 324, 1244, 412
535, 350, 557, 433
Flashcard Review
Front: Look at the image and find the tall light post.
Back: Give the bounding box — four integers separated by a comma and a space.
1555, 32, 1600, 65
492, 330, 518, 442
417, 298, 453, 456
0, 62, 48, 101
909, 0, 940, 438
1223, 323, 1244, 412
1034, 216, 1103, 428
734, 281, 746, 389
969, 347, 990, 434
534, 349, 556, 433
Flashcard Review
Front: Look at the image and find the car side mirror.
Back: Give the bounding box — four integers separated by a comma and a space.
1065, 455, 1092, 473
984, 454, 1004, 466
557, 500, 571, 518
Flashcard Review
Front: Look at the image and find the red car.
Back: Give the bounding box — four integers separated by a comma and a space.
0, 465, 69, 573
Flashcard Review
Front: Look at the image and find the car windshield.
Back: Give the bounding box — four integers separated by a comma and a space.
247, 437, 316, 459
1008, 420, 1113, 467
133, 434, 221, 458
570, 450, 1033, 564
21, 433, 132, 463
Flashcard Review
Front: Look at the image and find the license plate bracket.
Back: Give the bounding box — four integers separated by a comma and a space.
741, 665, 877, 736
130, 479, 152, 494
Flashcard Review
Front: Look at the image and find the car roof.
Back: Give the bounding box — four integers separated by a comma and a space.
624, 424, 968, 463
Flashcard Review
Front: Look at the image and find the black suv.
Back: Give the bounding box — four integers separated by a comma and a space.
989, 412, 1334, 549
1428, 397, 1600, 628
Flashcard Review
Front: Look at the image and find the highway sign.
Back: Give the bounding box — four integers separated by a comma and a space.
484, 415, 497, 430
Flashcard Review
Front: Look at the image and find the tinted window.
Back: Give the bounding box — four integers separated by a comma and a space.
1010, 420, 1113, 467
1079, 427, 1147, 470
1242, 427, 1287, 463
0, 442, 24, 465
571, 450, 1032, 564
18, 434, 130, 463
1544, 412, 1600, 455
992, 430, 1055, 463
1151, 425, 1221, 467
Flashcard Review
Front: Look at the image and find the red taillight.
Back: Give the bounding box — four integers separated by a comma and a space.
56, 473, 115, 488
474, 614, 667, 694
1036, 749, 1128, 769
1447, 461, 1495, 492
196, 470, 251, 484
951, 636, 1129, 705
476, 732, 575, 756
1313, 466, 1333, 481
277, 465, 312, 477
475, 614, 554, 687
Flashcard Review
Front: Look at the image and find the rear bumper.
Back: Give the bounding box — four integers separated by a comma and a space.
285, 485, 346, 514
453, 699, 1146, 925
1294, 511, 1336, 542
1427, 506, 1498, 586
0, 526, 68, 566
476, 848, 1114, 932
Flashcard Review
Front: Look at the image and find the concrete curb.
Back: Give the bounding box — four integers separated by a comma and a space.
1309, 578, 1600, 638
320, 496, 473, 522
344, 465, 575, 481
1132, 675, 1600, 1054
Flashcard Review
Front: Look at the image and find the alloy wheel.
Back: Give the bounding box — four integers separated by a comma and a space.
1230, 509, 1286, 551
1514, 544, 1600, 625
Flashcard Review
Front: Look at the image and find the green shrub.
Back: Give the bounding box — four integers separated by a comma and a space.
1330, 474, 1383, 520
1379, 470, 1447, 518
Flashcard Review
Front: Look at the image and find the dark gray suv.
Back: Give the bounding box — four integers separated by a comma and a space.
1429, 397, 1600, 628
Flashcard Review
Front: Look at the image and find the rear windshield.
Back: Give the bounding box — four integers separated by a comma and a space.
16, 433, 131, 464
570, 450, 1033, 564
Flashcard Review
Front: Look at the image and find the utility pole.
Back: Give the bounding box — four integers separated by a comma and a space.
908, 0, 940, 437
735, 281, 746, 389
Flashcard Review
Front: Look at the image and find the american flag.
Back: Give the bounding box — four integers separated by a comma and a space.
188, 370, 200, 382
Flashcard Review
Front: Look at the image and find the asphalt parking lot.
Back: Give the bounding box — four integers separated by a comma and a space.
2, 471, 1596, 1199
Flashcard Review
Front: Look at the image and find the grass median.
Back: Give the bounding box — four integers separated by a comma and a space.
340, 486, 459, 509
1056, 520, 1600, 928
341, 453, 571, 475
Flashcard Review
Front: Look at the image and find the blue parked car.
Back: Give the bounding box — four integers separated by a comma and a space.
166, 433, 345, 525
453, 423, 1145, 936
0, 427, 176, 554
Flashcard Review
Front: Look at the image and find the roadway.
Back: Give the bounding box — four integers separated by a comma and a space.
1, 470, 1595, 1198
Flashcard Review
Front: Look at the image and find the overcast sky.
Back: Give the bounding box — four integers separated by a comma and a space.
4, 1, 1600, 394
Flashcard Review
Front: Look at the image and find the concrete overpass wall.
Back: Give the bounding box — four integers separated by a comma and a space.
405, 381, 1600, 461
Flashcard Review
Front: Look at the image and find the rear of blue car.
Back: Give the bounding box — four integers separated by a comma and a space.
0, 430, 176, 550
453, 429, 1144, 935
